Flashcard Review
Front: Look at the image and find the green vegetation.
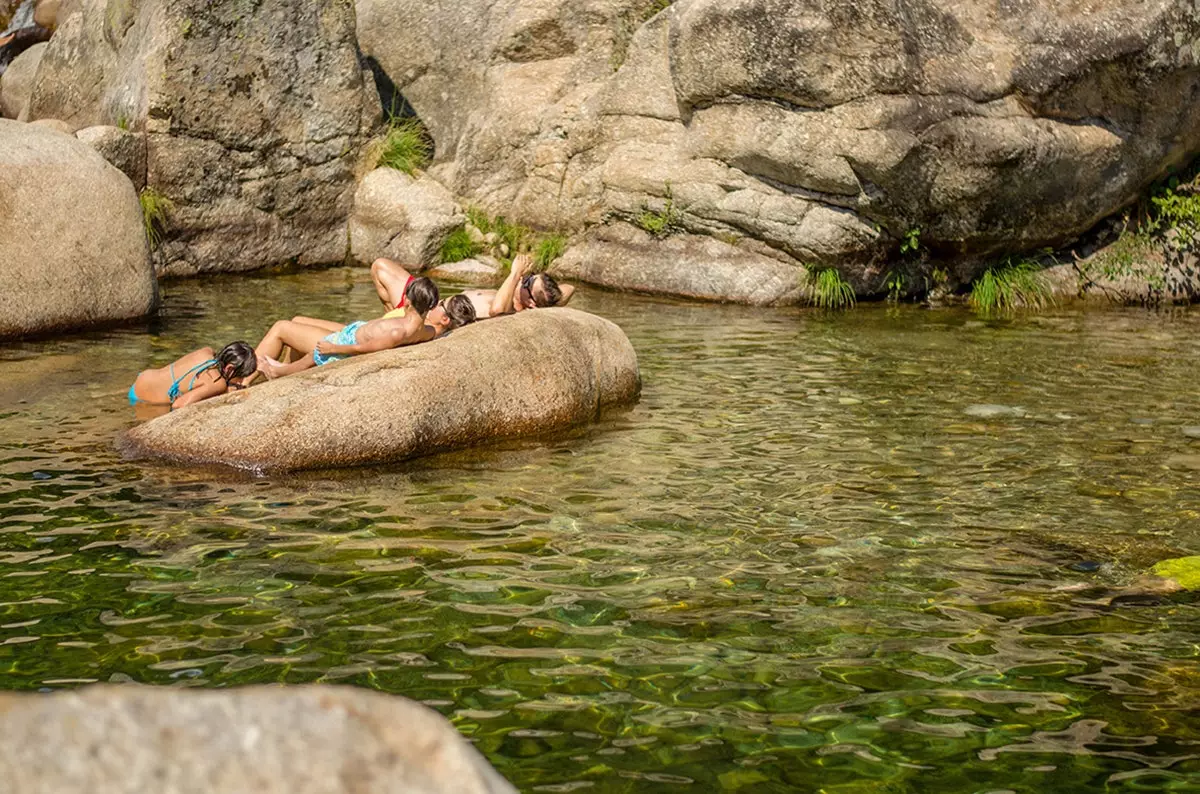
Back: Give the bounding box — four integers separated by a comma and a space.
900, 227, 922, 256
438, 228, 482, 265
883, 271, 906, 303
139, 187, 175, 250
636, 183, 682, 238
533, 233, 567, 272
968, 259, 1053, 312
807, 267, 857, 310
443, 207, 568, 271
1151, 556, 1200, 590
377, 117, 432, 175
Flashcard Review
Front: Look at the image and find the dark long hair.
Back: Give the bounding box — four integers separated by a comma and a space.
216, 342, 257, 384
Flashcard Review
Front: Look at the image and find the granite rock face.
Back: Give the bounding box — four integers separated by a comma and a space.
0, 40, 44, 119
75, 124, 146, 189
0, 685, 516, 794
0, 119, 155, 339
28, 0, 378, 276
123, 309, 641, 472
357, 0, 1200, 300
349, 167, 464, 267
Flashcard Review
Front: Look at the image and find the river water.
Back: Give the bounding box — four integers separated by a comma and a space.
1, 267, 1198, 792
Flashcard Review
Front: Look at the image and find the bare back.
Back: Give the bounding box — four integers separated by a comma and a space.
357, 309, 426, 346
134, 347, 219, 403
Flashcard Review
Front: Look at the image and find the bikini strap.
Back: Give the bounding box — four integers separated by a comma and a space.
167, 359, 218, 401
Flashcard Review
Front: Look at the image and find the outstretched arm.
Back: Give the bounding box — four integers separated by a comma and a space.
491, 255, 529, 317
171, 380, 226, 410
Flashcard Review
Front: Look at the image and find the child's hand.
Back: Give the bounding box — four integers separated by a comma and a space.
315, 340, 338, 357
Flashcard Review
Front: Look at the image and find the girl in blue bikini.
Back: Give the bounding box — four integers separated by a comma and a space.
128, 342, 257, 409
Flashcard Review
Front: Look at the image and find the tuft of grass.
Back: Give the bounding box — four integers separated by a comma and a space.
968, 259, 1053, 312
636, 183, 681, 238
439, 227, 482, 264
465, 206, 492, 235
139, 187, 175, 249
377, 117, 432, 175
807, 267, 857, 310
492, 216, 530, 258
533, 233, 567, 272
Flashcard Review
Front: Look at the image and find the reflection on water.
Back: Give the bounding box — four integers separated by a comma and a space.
1, 268, 1199, 792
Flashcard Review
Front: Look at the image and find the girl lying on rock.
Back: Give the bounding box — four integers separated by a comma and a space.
128, 342, 257, 409
251, 277, 476, 379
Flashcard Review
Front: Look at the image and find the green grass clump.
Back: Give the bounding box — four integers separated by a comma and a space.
139, 187, 175, 249
377, 117, 432, 175
968, 259, 1053, 312
439, 227, 482, 264
807, 268, 856, 310
533, 233, 567, 272
465, 206, 492, 235
636, 183, 681, 238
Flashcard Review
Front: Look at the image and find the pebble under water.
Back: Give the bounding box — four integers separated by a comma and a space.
1, 268, 1198, 792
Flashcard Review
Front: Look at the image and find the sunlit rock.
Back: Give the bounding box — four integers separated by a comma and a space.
122, 309, 641, 472
0, 685, 516, 794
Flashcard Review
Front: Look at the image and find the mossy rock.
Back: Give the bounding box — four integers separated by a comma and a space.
1150, 556, 1200, 590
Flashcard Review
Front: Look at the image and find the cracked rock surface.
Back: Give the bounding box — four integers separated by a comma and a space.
27, 0, 377, 276
359, 0, 1200, 301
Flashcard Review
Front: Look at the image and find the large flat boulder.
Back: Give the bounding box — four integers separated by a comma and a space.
27, 0, 377, 276
122, 309, 640, 472
0, 685, 516, 794
0, 119, 156, 339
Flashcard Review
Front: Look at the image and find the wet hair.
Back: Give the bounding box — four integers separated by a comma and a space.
406, 277, 439, 315
217, 342, 257, 383
533, 273, 563, 307
443, 294, 477, 330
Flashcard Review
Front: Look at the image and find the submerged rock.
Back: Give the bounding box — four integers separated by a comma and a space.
1151, 556, 1200, 590
0, 685, 516, 794
123, 309, 640, 472
0, 119, 156, 339
963, 404, 1027, 419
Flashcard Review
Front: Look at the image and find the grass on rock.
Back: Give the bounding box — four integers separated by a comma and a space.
807, 268, 857, 310
377, 117, 432, 175
139, 187, 175, 250
968, 259, 1053, 312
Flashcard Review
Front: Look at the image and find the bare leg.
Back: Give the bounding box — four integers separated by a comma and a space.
255, 320, 334, 363
291, 316, 344, 333
372, 257, 417, 309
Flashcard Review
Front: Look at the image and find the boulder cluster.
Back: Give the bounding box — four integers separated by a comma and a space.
3, 0, 1200, 338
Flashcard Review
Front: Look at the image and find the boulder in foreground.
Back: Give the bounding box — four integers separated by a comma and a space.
122, 309, 640, 472
0, 119, 156, 339
0, 685, 515, 794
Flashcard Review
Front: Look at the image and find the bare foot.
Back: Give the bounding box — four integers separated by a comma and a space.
259, 356, 286, 380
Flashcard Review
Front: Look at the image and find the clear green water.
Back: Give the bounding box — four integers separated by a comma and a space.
1, 268, 1199, 792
